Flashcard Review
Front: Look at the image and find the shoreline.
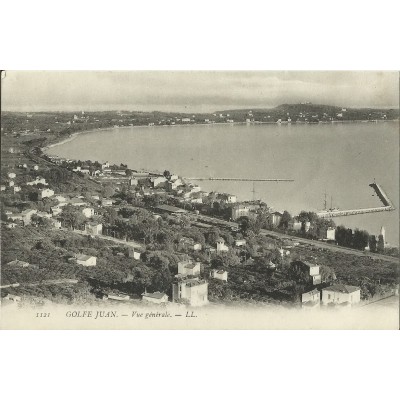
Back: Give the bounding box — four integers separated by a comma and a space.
42, 118, 400, 154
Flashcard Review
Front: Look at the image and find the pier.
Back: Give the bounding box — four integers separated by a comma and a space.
317, 182, 395, 218
184, 177, 294, 182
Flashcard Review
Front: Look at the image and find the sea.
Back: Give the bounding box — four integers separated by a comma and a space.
47, 121, 399, 245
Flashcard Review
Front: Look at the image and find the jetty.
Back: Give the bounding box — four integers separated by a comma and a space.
184, 177, 294, 182
317, 182, 395, 218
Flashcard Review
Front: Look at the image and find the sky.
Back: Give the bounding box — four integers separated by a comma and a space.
1, 71, 399, 113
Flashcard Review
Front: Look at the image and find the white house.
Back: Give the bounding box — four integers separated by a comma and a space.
85, 222, 102, 235
75, 254, 97, 266
235, 239, 246, 247
51, 206, 63, 216
128, 248, 142, 260
302, 288, 320, 308
231, 205, 250, 220
271, 212, 283, 226
210, 269, 228, 282
151, 176, 167, 188
39, 188, 54, 199
221, 194, 237, 204
291, 261, 322, 285
26, 177, 47, 186
193, 243, 202, 251
107, 293, 130, 301
33, 165, 39, 171
142, 291, 169, 304
172, 278, 208, 306
321, 285, 361, 306
51, 219, 62, 229
54, 195, 68, 206
13, 186, 21, 193
216, 239, 229, 252
101, 199, 114, 207
326, 227, 336, 241
8, 172, 16, 179
178, 260, 201, 276
82, 207, 95, 218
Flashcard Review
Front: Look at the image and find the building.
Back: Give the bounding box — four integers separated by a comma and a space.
51, 206, 63, 216
9, 209, 37, 226
155, 204, 187, 215
51, 219, 62, 229
54, 195, 68, 206
69, 198, 87, 207
216, 239, 229, 252
289, 220, 302, 231
13, 186, 21, 193
128, 248, 142, 260
85, 222, 102, 235
75, 254, 97, 266
193, 243, 202, 251
210, 269, 228, 282
321, 284, 361, 306
380, 226, 386, 244
37, 211, 52, 220
235, 239, 246, 247
101, 199, 114, 207
151, 176, 167, 188
142, 291, 169, 304
326, 227, 336, 241
4, 294, 21, 302
271, 212, 283, 226
172, 278, 208, 306
231, 205, 250, 220
129, 178, 138, 186
26, 176, 47, 186
82, 207, 95, 218
178, 260, 201, 276
291, 261, 322, 285
39, 188, 55, 199
107, 293, 130, 301
301, 288, 320, 308
8, 172, 16, 179
33, 165, 39, 171
220, 194, 237, 204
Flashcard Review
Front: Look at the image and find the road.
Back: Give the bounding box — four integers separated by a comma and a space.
59, 227, 143, 249
191, 213, 399, 263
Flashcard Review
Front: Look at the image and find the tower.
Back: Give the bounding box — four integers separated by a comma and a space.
380, 226, 386, 243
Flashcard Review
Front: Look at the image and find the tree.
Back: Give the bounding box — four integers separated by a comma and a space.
279, 211, 292, 230
377, 234, 385, 253
125, 169, 133, 177
163, 170, 171, 180
353, 229, 369, 250
102, 185, 115, 198
369, 235, 377, 252
60, 206, 86, 229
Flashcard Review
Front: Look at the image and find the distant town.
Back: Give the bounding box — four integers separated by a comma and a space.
1, 104, 399, 310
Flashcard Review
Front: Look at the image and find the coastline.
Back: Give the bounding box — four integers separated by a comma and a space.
42, 118, 399, 154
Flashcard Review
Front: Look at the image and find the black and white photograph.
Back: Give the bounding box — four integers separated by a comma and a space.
1, 70, 398, 329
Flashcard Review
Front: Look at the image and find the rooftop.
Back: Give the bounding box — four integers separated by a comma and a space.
142, 292, 167, 299
323, 284, 360, 294
76, 254, 95, 261
155, 204, 187, 214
